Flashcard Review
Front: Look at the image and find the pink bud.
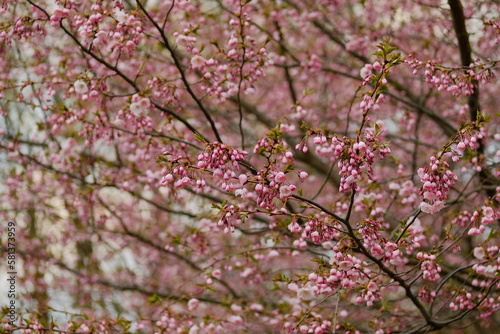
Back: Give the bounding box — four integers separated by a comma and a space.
238, 174, 247, 184
275, 172, 286, 183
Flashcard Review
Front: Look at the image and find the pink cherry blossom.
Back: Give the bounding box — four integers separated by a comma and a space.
1, 1, 499, 333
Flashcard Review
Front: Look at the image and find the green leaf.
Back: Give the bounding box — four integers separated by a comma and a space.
172, 234, 182, 245
284, 163, 295, 173
486, 228, 499, 241
273, 272, 290, 283
195, 132, 205, 142
147, 294, 160, 305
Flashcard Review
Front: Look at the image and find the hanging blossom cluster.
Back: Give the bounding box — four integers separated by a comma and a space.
312, 128, 391, 193
405, 55, 497, 97
286, 246, 383, 309
416, 252, 441, 281
471, 245, 500, 293
319, 249, 380, 306
468, 205, 497, 236
296, 320, 333, 334
418, 156, 457, 214
247, 131, 309, 210
302, 217, 340, 245
67, 3, 143, 55
357, 219, 405, 266
160, 142, 248, 191
419, 126, 483, 214
216, 203, 244, 234
253, 171, 297, 210
288, 215, 342, 248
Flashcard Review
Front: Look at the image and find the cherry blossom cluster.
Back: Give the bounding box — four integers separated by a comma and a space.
405, 55, 497, 96
355, 280, 381, 307
360, 61, 385, 85
337, 137, 384, 193
3, 12, 47, 42
310, 123, 391, 193
160, 155, 193, 189
197, 53, 268, 102
50, 7, 69, 27
328, 251, 365, 291
297, 319, 333, 334
468, 205, 497, 235
474, 245, 499, 260
416, 252, 441, 281
357, 219, 406, 265
401, 216, 425, 255
216, 203, 243, 234
196, 142, 248, 186
300, 217, 340, 245
49, 2, 143, 56
3, 0, 500, 332
253, 170, 297, 210
253, 132, 287, 157
418, 156, 458, 214
455, 129, 483, 157
418, 287, 436, 303
472, 261, 498, 278
129, 94, 151, 118
449, 291, 477, 312
155, 311, 191, 333
160, 142, 248, 192
300, 249, 384, 307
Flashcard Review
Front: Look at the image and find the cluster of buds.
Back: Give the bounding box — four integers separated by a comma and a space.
334, 137, 375, 193
217, 204, 243, 234
50, 7, 69, 27
298, 320, 333, 334
418, 156, 457, 214
155, 311, 185, 331
197, 142, 248, 171
254, 171, 297, 210
159, 155, 192, 189
360, 61, 385, 85
160, 142, 248, 192
418, 287, 436, 303
327, 251, 365, 291
253, 134, 282, 156
301, 218, 339, 245
467, 205, 497, 236
311, 124, 390, 193
417, 252, 441, 281
405, 55, 497, 96
449, 291, 476, 312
